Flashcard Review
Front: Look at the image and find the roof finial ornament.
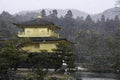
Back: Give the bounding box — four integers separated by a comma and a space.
37, 16, 42, 19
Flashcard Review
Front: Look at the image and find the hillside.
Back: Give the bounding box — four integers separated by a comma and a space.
14, 7, 120, 21
15, 9, 88, 18
92, 7, 120, 21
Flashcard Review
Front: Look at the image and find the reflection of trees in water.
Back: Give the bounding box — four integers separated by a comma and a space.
74, 72, 120, 80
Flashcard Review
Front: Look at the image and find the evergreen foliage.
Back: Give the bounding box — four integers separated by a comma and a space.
0, 10, 120, 72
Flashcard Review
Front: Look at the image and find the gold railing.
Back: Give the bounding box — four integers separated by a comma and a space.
18, 31, 59, 38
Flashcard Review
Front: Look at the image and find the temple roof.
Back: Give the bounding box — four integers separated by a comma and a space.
29, 37, 73, 43
13, 18, 61, 29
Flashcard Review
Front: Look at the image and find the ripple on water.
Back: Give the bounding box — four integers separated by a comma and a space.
82, 78, 116, 80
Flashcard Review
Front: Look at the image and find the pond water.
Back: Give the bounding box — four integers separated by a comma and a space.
74, 72, 120, 80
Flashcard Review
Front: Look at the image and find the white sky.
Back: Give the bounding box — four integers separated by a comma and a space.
0, 0, 116, 14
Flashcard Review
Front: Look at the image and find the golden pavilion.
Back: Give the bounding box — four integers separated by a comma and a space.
14, 17, 71, 53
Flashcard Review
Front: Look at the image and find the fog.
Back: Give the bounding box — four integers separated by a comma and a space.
0, 0, 115, 14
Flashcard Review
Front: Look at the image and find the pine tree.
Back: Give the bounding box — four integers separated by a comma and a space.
64, 10, 73, 18
41, 9, 46, 18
